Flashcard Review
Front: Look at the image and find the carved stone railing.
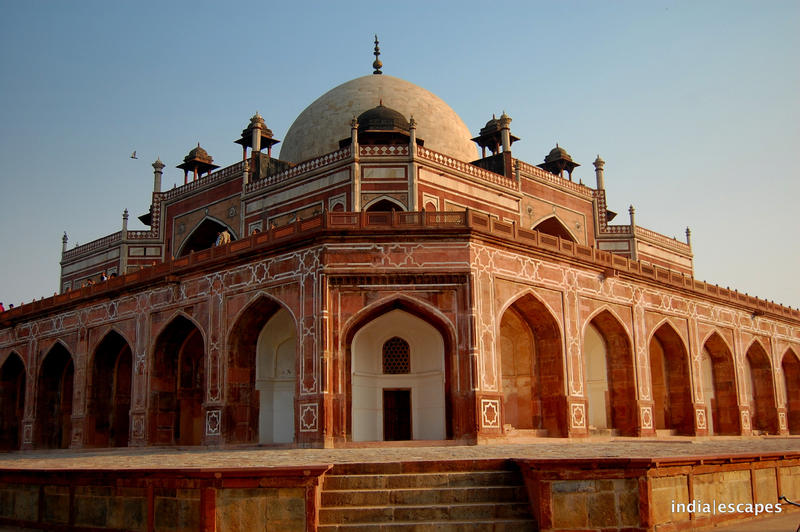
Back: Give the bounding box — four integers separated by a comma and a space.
245, 147, 351, 194
62, 232, 122, 261
514, 159, 595, 199
634, 226, 691, 254
6, 210, 799, 325
360, 145, 408, 156
159, 161, 246, 202
417, 146, 517, 190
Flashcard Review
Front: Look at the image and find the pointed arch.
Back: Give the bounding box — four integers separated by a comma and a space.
532, 215, 578, 243
149, 314, 206, 445
498, 291, 566, 437
700, 331, 740, 435
364, 196, 406, 212
86, 330, 132, 447
225, 293, 297, 444
648, 320, 693, 434
35, 342, 74, 449
745, 339, 778, 434
0, 352, 26, 450
343, 295, 458, 441
582, 308, 637, 435
176, 216, 238, 257
783, 348, 800, 434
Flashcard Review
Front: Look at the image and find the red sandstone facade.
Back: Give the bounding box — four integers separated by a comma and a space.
1, 71, 799, 453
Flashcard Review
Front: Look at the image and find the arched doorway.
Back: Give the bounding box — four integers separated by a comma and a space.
150, 316, 205, 445
226, 296, 297, 444
746, 341, 778, 434
498, 294, 565, 437
0, 353, 25, 450
36, 343, 74, 449
699, 333, 740, 435
178, 218, 236, 257
583, 311, 636, 435
87, 331, 132, 447
649, 323, 693, 434
783, 349, 800, 434
350, 309, 445, 441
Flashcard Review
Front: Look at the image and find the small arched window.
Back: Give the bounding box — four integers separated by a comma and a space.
382, 337, 410, 374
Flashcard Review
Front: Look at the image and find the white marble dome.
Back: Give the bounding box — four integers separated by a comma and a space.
279, 74, 478, 163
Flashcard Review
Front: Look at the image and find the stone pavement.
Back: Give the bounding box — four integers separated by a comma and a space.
0, 436, 798, 471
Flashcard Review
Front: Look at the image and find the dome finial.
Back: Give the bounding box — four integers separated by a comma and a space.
372, 34, 383, 75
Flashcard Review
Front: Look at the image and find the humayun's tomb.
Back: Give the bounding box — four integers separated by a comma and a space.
1, 41, 799, 532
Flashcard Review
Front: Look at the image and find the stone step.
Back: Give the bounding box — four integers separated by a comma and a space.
323, 470, 522, 490
322, 485, 528, 506
319, 502, 533, 525
318, 518, 536, 531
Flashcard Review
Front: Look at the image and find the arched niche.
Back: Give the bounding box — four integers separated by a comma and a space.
255, 309, 297, 444
649, 322, 693, 434
364, 197, 405, 212
350, 309, 445, 442
36, 343, 74, 449
87, 331, 132, 447
783, 349, 800, 434
745, 340, 778, 434
0, 352, 26, 450
532, 216, 577, 243
150, 315, 205, 445
699, 333, 740, 435
583, 310, 637, 435
498, 293, 565, 437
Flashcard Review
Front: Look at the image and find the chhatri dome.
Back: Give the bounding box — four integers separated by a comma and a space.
280, 41, 478, 163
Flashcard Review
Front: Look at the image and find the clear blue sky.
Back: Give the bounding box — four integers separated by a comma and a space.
1, 1, 798, 308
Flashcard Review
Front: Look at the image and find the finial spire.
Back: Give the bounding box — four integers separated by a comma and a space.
372, 34, 383, 75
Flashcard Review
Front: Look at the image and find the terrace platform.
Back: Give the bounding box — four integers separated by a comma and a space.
1, 437, 799, 531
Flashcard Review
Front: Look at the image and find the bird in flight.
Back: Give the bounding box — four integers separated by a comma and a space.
130, 151, 138, 159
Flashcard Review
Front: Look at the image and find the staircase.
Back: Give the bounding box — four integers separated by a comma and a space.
318, 459, 536, 531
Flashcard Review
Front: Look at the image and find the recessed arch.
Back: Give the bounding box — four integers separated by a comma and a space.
783, 348, 800, 434
343, 295, 458, 441
225, 293, 297, 444
176, 216, 238, 257
86, 330, 132, 447
35, 343, 74, 449
149, 314, 206, 445
648, 320, 693, 434
582, 308, 637, 435
498, 291, 566, 437
532, 215, 578, 243
745, 339, 778, 434
364, 196, 406, 212
0, 352, 26, 450
700, 331, 740, 435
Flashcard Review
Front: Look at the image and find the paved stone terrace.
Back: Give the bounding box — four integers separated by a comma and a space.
1, 437, 799, 470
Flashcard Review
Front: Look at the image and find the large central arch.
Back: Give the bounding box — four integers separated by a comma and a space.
498, 293, 565, 437
344, 298, 455, 442
149, 315, 206, 445
699, 333, 740, 435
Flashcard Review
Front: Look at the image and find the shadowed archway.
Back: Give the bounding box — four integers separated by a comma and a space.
745, 340, 778, 435
532, 217, 577, 242
35, 343, 74, 449
0, 352, 26, 450
178, 218, 236, 257
700, 333, 740, 435
149, 316, 206, 445
583, 310, 637, 435
649, 323, 693, 434
783, 349, 800, 434
499, 293, 565, 437
87, 331, 132, 447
